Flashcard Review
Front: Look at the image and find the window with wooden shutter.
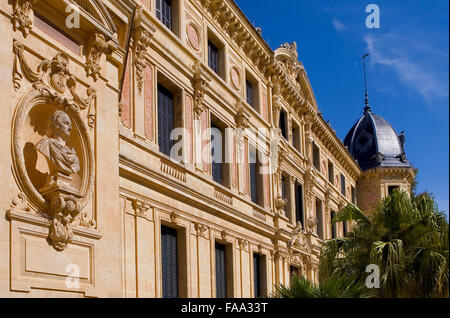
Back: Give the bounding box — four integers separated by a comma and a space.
253, 253, 261, 298
215, 243, 227, 298
316, 199, 324, 240
249, 149, 258, 204
340, 173, 346, 196
295, 182, 304, 227
279, 110, 288, 139
313, 143, 320, 170
328, 161, 334, 184
156, 0, 172, 30
246, 80, 253, 106
208, 41, 219, 74
331, 211, 337, 239
351, 186, 356, 204
211, 123, 223, 185
161, 226, 178, 298
158, 84, 174, 157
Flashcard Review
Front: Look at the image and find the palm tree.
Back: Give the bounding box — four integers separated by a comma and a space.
270, 274, 375, 298
319, 190, 449, 298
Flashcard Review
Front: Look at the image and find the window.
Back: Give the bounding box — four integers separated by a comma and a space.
340, 174, 346, 196
351, 186, 356, 204
215, 243, 227, 298
161, 226, 178, 298
211, 123, 223, 185
246, 80, 254, 106
156, 0, 172, 30
388, 185, 399, 195
158, 84, 174, 157
208, 41, 219, 74
245, 72, 259, 112
279, 109, 288, 139
253, 253, 267, 298
295, 182, 304, 228
316, 199, 324, 240
313, 143, 320, 170
331, 211, 337, 239
249, 146, 264, 206
343, 221, 348, 236
328, 161, 334, 184
290, 266, 299, 280
281, 175, 293, 221
292, 122, 301, 152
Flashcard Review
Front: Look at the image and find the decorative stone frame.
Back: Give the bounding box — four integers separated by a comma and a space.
12, 88, 95, 213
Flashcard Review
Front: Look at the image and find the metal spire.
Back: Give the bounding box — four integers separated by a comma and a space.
362, 53, 371, 113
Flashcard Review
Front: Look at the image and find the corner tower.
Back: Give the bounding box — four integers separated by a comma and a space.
344, 105, 415, 213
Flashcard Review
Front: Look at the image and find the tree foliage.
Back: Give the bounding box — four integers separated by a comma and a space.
319, 190, 449, 298
270, 274, 375, 298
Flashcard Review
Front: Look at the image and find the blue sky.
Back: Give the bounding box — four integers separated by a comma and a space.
235, 0, 449, 217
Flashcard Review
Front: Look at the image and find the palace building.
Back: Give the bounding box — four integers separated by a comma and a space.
0, 0, 414, 297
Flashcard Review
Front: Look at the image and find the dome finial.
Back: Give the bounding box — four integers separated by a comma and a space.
362, 53, 371, 113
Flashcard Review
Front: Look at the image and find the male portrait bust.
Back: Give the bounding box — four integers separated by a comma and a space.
36, 110, 80, 176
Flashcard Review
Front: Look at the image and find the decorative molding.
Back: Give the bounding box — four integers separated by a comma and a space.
133, 7, 156, 93
194, 222, 208, 238
13, 40, 97, 128
214, 188, 233, 205
11, 41, 96, 251
221, 230, 228, 241
132, 198, 151, 218
186, 22, 201, 51
234, 100, 250, 130
85, 33, 116, 81
8, 192, 31, 214
170, 211, 179, 224
237, 238, 248, 251
230, 66, 241, 91
192, 62, 210, 117
288, 221, 311, 253
11, 0, 37, 38
160, 158, 187, 182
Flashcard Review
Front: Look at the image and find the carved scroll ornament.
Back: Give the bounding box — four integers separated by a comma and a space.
11, 0, 37, 38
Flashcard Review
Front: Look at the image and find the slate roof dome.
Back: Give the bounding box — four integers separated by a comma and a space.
344, 106, 410, 171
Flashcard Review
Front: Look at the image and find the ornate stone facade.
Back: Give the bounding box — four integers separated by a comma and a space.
0, 0, 411, 298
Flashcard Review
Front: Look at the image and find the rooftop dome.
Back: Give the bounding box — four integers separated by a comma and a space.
344, 107, 410, 171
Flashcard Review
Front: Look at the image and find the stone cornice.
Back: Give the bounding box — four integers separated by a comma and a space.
195, 1, 361, 179
300, 101, 362, 181
359, 166, 416, 183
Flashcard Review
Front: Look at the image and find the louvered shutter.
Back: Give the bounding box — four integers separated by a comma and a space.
249, 151, 258, 204
331, 211, 337, 238
211, 125, 222, 184
246, 80, 253, 106
215, 243, 226, 298
253, 253, 261, 298
279, 110, 287, 139
161, 226, 178, 298
341, 174, 346, 196
158, 85, 174, 157
208, 41, 219, 74
156, 0, 162, 20
295, 183, 304, 227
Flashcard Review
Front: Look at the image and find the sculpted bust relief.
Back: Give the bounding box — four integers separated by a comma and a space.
36, 110, 80, 176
